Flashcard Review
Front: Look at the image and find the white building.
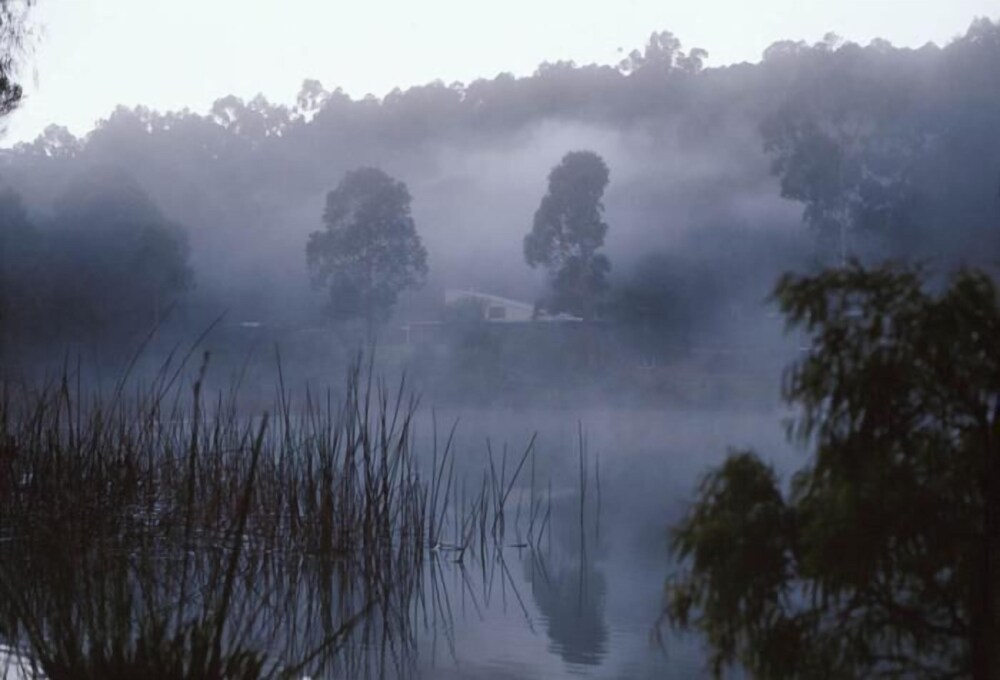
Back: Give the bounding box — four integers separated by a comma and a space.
444, 289, 583, 323
444, 289, 535, 322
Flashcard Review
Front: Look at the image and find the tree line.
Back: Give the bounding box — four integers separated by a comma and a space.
307, 150, 613, 337
0, 145, 613, 349
0, 168, 191, 349
1, 20, 997, 348
0, 4, 999, 675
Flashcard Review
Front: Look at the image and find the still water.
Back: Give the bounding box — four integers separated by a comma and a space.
400, 406, 794, 679
1, 405, 794, 679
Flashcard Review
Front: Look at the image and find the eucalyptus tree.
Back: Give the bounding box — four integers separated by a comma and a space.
306, 167, 428, 337
524, 150, 611, 320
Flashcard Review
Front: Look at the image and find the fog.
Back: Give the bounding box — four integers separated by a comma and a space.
0, 13, 999, 679
4, 28, 996, 360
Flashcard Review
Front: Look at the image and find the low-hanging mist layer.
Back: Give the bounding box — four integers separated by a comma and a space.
0, 22, 997, 366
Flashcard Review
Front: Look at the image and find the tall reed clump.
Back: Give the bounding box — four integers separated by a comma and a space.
0, 346, 566, 679
0, 354, 433, 680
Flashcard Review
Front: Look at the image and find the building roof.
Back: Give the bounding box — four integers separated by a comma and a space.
444, 288, 582, 322
444, 289, 534, 313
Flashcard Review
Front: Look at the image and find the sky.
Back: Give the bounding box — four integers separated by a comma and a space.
3, 0, 997, 145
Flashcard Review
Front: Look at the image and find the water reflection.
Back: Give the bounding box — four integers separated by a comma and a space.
530, 440, 609, 670
0, 533, 421, 679
0, 469, 690, 680
1, 367, 748, 680
528, 552, 608, 667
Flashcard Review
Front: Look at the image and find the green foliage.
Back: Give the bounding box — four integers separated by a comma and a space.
524, 150, 611, 320
5, 20, 1000, 334
306, 167, 428, 330
0, 173, 193, 344
618, 30, 707, 75
49, 170, 193, 327
666, 262, 1000, 678
0, 0, 33, 118
761, 20, 1000, 263
0, 188, 40, 323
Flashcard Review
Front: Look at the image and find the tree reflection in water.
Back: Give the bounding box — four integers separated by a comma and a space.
529, 554, 608, 666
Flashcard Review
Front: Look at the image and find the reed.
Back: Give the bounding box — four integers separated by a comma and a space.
0, 349, 567, 679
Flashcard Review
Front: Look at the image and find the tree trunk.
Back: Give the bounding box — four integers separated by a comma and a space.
970, 542, 993, 680
972, 429, 1000, 680
989, 437, 1000, 680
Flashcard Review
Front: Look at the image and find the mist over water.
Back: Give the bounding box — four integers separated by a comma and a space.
1, 12, 998, 679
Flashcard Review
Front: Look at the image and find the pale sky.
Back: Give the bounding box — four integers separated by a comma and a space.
3, 0, 997, 144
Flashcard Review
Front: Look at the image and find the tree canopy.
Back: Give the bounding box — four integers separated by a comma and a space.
524, 150, 611, 320
666, 262, 1000, 678
0, 171, 193, 346
306, 167, 428, 332
761, 20, 1000, 263
1, 20, 998, 343
48, 170, 193, 330
0, 0, 33, 118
